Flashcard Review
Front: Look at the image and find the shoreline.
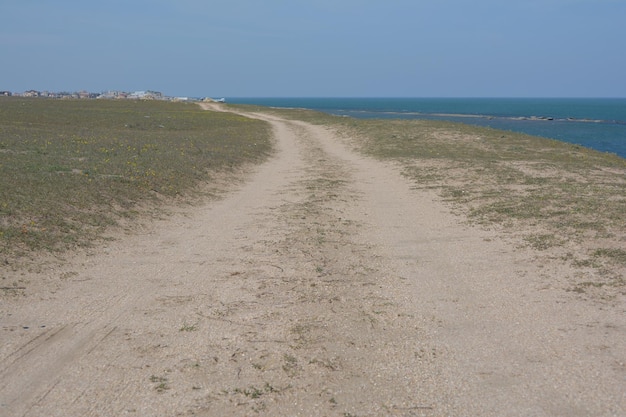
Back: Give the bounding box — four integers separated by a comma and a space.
228, 97, 626, 159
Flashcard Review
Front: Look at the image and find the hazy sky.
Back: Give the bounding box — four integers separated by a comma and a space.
2, 0, 625, 97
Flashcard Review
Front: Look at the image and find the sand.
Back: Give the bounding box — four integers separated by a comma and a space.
1, 104, 624, 416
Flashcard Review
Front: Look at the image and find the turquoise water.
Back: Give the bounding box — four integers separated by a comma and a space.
229, 98, 626, 159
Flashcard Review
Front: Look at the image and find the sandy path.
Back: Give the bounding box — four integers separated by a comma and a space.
1, 107, 624, 416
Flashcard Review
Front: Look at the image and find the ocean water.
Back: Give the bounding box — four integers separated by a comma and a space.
228, 98, 626, 159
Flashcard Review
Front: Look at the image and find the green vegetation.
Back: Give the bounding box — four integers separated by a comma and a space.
179, 322, 198, 332
150, 375, 170, 392
0, 98, 272, 259
233, 383, 278, 399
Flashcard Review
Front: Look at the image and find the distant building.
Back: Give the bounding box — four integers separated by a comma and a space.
5, 89, 171, 100
98, 91, 128, 99
23, 90, 40, 97
129, 90, 163, 100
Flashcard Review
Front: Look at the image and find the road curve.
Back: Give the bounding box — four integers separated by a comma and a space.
1, 106, 624, 416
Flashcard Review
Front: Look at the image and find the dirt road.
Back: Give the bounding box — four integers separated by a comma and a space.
1, 107, 624, 416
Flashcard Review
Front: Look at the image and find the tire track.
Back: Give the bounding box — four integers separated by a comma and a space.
0, 112, 307, 416
2, 106, 623, 416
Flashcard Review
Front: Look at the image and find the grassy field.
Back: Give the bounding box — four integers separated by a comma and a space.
233, 104, 626, 295
0, 98, 272, 261
3, 99, 624, 296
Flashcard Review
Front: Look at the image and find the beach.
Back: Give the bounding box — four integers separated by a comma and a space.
1, 104, 624, 416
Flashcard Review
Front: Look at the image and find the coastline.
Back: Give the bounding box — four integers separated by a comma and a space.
228, 97, 626, 158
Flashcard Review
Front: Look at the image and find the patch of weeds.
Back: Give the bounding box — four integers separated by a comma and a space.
581, 281, 607, 288
150, 375, 169, 392
572, 258, 600, 268
524, 233, 562, 250
234, 383, 278, 399
592, 248, 626, 265
155, 382, 169, 392
179, 322, 198, 332
442, 187, 468, 200
282, 353, 299, 376
574, 248, 626, 270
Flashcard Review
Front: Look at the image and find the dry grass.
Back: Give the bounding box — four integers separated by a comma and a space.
354, 119, 626, 293
0, 98, 272, 260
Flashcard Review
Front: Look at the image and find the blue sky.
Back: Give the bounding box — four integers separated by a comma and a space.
2, 0, 625, 97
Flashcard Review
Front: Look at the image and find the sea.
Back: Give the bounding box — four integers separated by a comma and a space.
228, 98, 626, 159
